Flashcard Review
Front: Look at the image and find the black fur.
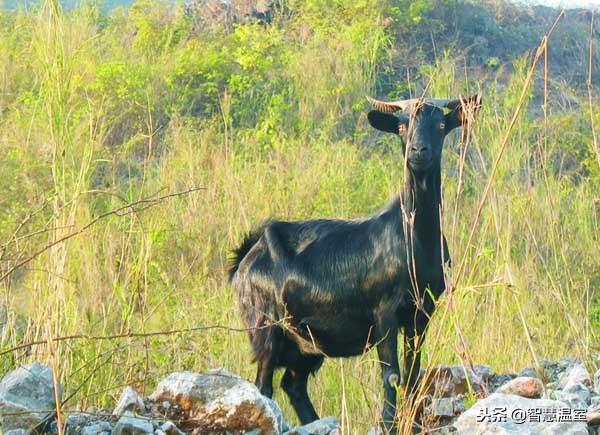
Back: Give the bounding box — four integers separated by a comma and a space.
228, 220, 271, 281
230, 97, 480, 433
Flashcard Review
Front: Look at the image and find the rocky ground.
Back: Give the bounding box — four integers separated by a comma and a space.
0, 358, 599, 434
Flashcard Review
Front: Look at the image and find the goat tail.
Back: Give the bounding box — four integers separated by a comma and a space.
228, 220, 270, 281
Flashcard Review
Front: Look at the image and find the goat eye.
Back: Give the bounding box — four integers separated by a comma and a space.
439, 122, 445, 130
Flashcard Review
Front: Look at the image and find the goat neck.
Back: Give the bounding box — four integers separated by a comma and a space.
401, 163, 442, 247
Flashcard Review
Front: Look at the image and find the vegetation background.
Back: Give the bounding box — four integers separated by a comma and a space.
0, 0, 598, 432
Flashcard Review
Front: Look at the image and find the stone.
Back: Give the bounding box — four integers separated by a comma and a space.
421, 396, 465, 428
496, 376, 544, 398
66, 413, 91, 427
455, 393, 588, 435
65, 413, 97, 434
555, 383, 591, 409
283, 416, 339, 435
114, 387, 146, 416
559, 362, 591, 390
431, 398, 455, 417
81, 421, 113, 435
0, 362, 62, 432
489, 373, 518, 392
519, 366, 537, 378
159, 421, 184, 435
558, 357, 577, 370
473, 365, 494, 384
539, 360, 562, 383
149, 368, 288, 434
453, 397, 466, 415
112, 414, 154, 435
421, 365, 485, 398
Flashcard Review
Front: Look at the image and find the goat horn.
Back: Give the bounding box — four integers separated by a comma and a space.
367, 96, 464, 112
443, 95, 483, 111
366, 96, 421, 112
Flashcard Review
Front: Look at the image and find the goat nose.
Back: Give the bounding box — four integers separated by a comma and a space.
411, 146, 430, 156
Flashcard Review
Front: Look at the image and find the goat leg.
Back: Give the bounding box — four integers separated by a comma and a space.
255, 356, 276, 398
281, 367, 320, 425
376, 320, 400, 435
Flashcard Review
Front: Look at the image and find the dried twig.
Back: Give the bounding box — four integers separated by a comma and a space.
0, 186, 205, 284
0, 320, 286, 358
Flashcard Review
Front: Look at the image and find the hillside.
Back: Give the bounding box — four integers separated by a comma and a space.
4, 0, 599, 90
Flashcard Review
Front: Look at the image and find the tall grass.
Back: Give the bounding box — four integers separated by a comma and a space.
0, 1, 598, 433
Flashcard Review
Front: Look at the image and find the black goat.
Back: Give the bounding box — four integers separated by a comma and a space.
229, 95, 481, 432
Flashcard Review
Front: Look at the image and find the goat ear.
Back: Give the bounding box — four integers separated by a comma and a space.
444, 95, 482, 133
368, 110, 402, 134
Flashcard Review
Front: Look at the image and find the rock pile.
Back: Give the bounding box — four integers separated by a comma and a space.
0, 358, 598, 434
421, 357, 600, 435
0, 364, 339, 435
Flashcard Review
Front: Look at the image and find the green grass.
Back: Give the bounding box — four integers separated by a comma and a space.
0, 1, 598, 434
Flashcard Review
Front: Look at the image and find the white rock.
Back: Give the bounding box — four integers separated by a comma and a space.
65, 412, 96, 434
0, 362, 62, 432
150, 368, 288, 434
455, 393, 588, 435
112, 415, 154, 435
473, 365, 495, 383
159, 421, 184, 435
81, 421, 112, 435
555, 383, 591, 409
114, 386, 145, 416
431, 398, 455, 417
560, 363, 591, 390
284, 416, 340, 435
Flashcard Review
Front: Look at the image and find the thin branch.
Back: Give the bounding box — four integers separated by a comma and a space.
0, 198, 54, 258
0, 187, 205, 284
0, 320, 286, 358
